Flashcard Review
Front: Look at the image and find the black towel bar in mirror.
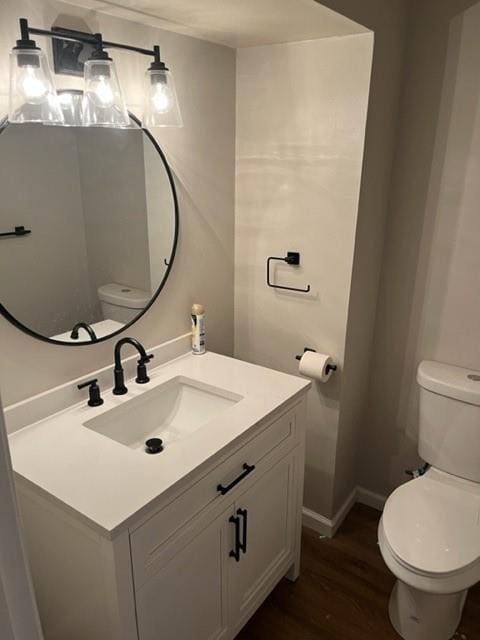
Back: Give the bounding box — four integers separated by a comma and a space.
0, 225, 31, 238
266, 251, 310, 293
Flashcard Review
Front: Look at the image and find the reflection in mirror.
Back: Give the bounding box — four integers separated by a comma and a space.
0, 112, 178, 344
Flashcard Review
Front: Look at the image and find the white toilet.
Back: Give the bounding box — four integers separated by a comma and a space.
97, 283, 150, 324
379, 360, 480, 640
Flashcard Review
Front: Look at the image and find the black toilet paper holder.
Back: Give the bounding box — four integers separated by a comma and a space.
295, 348, 337, 375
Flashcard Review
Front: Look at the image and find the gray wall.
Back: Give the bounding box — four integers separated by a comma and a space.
143, 134, 175, 292
77, 128, 152, 299
0, 124, 95, 336
313, 0, 411, 513
0, 0, 236, 405
358, 0, 480, 499
0, 392, 43, 640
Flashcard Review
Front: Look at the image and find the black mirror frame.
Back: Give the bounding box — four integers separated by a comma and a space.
0, 109, 179, 347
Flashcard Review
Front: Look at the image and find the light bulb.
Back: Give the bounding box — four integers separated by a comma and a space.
143, 66, 183, 127
21, 66, 48, 102
151, 82, 173, 114
89, 75, 115, 107
82, 58, 130, 128
8, 47, 64, 124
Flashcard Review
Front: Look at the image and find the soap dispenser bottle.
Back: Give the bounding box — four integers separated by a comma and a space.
191, 303, 206, 355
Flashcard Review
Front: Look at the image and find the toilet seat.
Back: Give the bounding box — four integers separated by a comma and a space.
379, 468, 480, 594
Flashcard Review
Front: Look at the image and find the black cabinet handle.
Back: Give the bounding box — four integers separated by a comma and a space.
217, 463, 255, 496
229, 515, 241, 562
238, 509, 248, 555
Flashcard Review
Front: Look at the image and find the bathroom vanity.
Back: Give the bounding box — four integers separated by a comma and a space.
7, 347, 310, 640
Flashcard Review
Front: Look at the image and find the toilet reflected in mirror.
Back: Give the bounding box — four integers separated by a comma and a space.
97, 283, 151, 324
50, 283, 150, 342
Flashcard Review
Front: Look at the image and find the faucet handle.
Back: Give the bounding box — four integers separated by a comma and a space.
77, 378, 104, 407
136, 353, 154, 384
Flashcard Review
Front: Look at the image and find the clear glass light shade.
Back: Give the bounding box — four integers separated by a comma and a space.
8, 48, 64, 125
143, 68, 183, 128
57, 91, 84, 127
82, 59, 130, 128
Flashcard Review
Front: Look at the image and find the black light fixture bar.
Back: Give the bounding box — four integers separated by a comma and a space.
19, 18, 160, 61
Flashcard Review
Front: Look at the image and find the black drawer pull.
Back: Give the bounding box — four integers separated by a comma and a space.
238, 508, 248, 555
217, 463, 255, 496
229, 515, 241, 562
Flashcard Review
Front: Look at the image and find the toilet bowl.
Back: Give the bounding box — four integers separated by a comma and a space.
379, 360, 480, 640
379, 469, 480, 640
98, 283, 150, 324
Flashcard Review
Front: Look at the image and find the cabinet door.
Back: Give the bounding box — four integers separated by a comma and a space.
228, 454, 296, 626
135, 508, 231, 640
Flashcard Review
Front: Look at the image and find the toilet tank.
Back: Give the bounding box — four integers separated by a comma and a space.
98, 283, 150, 324
417, 360, 480, 483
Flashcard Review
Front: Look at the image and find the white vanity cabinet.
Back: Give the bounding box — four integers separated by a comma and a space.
135, 506, 231, 640
135, 451, 300, 640
16, 396, 306, 640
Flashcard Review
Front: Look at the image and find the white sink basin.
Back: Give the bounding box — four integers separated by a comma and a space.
83, 376, 243, 451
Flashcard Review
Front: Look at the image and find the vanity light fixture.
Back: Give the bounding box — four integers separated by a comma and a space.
8, 18, 183, 129
9, 19, 64, 124
82, 35, 130, 128
143, 46, 183, 128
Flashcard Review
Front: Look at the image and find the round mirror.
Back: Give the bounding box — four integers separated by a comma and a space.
0, 108, 178, 345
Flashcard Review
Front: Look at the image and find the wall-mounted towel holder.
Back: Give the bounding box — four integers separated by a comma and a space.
0, 225, 31, 239
266, 251, 310, 293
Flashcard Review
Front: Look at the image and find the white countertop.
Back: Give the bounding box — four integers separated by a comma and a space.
9, 352, 310, 538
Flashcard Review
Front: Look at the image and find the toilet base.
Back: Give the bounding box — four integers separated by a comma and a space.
388, 580, 467, 640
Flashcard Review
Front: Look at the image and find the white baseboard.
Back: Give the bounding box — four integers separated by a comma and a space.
356, 486, 387, 511
302, 507, 334, 537
302, 488, 357, 538
302, 485, 387, 538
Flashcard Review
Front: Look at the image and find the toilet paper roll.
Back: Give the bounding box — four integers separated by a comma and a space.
298, 351, 334, 383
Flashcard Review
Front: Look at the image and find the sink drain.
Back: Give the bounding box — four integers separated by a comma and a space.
145, 438, 164, 454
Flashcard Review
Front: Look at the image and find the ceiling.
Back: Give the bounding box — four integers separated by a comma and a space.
62, 0, 368, 48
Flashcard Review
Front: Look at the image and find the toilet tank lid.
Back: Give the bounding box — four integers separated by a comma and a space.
417, 360, 480, 406
98, 283, 150, 309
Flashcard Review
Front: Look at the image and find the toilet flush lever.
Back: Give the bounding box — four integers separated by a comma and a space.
405, 463, 430, 479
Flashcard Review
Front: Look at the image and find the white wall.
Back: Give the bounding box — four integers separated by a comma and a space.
358, 0, 480, 498
0, 0, 236, 405
234, 34, 373, 518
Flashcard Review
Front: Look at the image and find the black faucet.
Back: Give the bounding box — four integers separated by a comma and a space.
70, 322, 97, 342
113, 337, 154, 395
